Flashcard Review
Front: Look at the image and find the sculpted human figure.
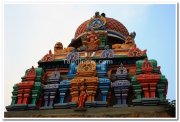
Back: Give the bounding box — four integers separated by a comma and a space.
68, 63, 77, 75
78, 81, 87, 108
112, 32, 136, 50
82, 28, 100, 51
121, 35, 136, 49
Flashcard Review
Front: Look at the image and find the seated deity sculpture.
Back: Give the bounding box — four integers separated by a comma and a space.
54, 42, 75, 55
54, 42, 63, 55
112, 32, 136, 50
82, 29, 100, 51
100, 45, 114, 58
49, 70, 61, 82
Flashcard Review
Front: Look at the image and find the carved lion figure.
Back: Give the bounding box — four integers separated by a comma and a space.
54, 42, 63, 55
54, 42, 75, 54
112, 34, 136, 50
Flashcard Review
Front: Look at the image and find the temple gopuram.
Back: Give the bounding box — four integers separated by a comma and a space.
5, 12, 168, 116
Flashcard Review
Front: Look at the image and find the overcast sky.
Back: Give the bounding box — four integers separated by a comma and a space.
3, 4, 176, 109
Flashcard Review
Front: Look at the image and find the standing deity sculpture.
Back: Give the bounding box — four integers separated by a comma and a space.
78, 81, 87, 108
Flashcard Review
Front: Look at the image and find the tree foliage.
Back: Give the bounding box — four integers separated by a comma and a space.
166, 100, 176, 117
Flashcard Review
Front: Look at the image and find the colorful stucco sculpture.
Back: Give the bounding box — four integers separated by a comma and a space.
6, 12, 168, 111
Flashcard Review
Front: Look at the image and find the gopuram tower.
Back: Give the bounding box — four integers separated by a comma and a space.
6, 12, 168, 113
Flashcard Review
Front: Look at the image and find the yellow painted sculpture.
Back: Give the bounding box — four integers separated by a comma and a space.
77, 60, 97, 77
112, 34, 136, 50
54, 42, 75, 55
82, 29, 100, 51
54, 42, 63, 55
70, 60, 98, 104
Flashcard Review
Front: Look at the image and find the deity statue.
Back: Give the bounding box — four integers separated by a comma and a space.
78, 81, 87, 108
66, 48, 79, 63
68, 63, 77, 79
142, 58, 153, 73
54, 42, 75, 55
100, 45, 114, 58
54, 42, 63, 55
82, 29, 100, 51
112, 32, 136, 50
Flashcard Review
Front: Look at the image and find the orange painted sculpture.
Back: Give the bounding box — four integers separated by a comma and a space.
82, 29, 100, 51
77, 60, 97, 77
6, 12, 168, 111
17, 66, 36, 104
41, 50, 54, 62
112, 32, 136, 50
131, 58, 167, 105
136, 58, 160, 98
54, 42, 75, 55
54, 42, 63, 55
78, 81, 87, 108
70, 60, 98, 104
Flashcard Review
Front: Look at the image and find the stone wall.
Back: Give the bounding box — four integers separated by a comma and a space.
4, 106, 172, 118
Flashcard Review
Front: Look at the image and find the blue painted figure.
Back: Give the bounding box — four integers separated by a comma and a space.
54, 63, 76, 108
96, 60, 109, 77
100, 45, 114, 58
68, 63, 77, 79
96, 60, 111, 106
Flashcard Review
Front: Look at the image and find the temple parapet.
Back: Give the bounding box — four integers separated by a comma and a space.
111, 64, 131, 107
132, 59, 168, 105
6, 66, 45, 111
40, 71, 61, 110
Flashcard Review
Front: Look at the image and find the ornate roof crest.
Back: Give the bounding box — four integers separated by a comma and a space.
25, 66, 36, 80
41, 50, 54, 62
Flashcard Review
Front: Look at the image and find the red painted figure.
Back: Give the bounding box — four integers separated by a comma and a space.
78, 81, 87, 108
137, 59, 160, 98
17, 66, 36, 105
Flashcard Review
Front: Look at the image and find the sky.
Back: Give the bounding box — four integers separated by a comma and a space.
3, 4, 176, 109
